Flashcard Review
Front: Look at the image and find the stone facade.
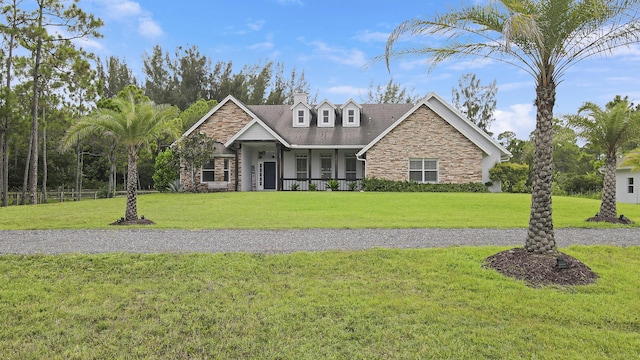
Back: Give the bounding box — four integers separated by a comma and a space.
180, 101, 251, 192
365, 105, 483, 183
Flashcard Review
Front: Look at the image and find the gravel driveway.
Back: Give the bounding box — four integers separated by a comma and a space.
1, 228, 639, 254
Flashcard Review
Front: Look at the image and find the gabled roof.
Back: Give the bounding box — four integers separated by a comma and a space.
247, 103, 413, 148
316, 99, 337, 110
340, 98, 362, 110
181, 95, 260, 138
225, 118, 290, 148
356, 92, 511, 159
182, 94, 512, 158
289, 100, 313, 111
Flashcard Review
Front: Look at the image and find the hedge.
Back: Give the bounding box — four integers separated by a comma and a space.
360, 178, 488, 192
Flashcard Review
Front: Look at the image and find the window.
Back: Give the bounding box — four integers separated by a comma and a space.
223, 159, 230, 182
297, 110, 305, 124
345, 154, 357, 180
296, 154, 307, 180
629, 177, 635, 194
201, 159, 215, 182
320, 154, 332, 179
347, 109, 355, 123
409, 159, 438, 183
322, 109, 329, 124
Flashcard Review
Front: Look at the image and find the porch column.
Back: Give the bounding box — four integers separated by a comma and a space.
234, 143, 239, 191
334, 149, 339, 179
276, 143, 283, 191
307, 149, 312, 183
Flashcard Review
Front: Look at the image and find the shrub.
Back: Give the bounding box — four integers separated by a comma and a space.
290, 182, 299, 191
167, 179, 184, 193
348, 181, 359, 191
153, 149, 179, 192
326, 179, 340, 191
308, 183, 317, 191
96, 185, 114, 199
360, 178, 488, 192
489, 162, 530, 193
562, 173, 603, 195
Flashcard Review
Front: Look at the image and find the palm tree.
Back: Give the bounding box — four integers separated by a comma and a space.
384, 0, 640, 254
61, 87, 179, 221
567, 101, 640, 219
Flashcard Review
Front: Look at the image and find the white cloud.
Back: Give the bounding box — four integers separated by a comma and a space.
247, 33, 275, 52
248, 41, 274, 51
45, 25, 104, 51
74, 37, 104, 51
492, 103, 536, 139
499, 81, 531, 92
99, 0, 142, 19
395, 58, 429, 72
138, 17, 163, 39
353, 30, 389, 43
326, 85, 369, 97
247, 19, 266, 32
446, 58, 495, 71
307, 41, 368, 67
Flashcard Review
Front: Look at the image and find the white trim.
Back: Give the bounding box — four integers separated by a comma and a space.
225, 118, 290, 148
182, 95, 258, 139
356, 92, 511, 159
289, 144, 366, 149
340, 98, 363, 110
426, 92, 511, 159
340, 98, 362, 128
409, 158, 439, 183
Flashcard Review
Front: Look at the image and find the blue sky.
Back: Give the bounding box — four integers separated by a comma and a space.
80, 0, 640, 140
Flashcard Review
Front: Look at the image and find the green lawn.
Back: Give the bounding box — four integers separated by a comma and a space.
1, 246, 639, 359
2, 192, 639, 358
1, 192, 639, 229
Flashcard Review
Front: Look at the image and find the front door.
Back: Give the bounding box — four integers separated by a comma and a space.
263, 161, 276, 190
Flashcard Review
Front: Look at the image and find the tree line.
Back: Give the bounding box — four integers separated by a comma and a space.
0, 0, 315, 206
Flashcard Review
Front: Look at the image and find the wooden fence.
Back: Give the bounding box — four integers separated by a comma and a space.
3, 190, 157, 206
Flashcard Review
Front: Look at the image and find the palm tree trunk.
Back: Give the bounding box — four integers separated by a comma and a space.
125, 147, 138, 221
599, 155, 617, 218
74, 142, 82, 201
108, 140, 116, 197
526, 80, 557, 254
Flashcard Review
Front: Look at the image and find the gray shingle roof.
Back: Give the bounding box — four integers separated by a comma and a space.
246, 103, 414, 147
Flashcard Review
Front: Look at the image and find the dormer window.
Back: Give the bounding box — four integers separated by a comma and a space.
291, 95, 312, 127
316, 99, 337, 128
341, 98, 362, 127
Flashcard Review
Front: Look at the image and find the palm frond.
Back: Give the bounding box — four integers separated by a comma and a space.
620, 148, 640, 172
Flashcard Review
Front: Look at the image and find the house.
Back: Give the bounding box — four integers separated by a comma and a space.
616, 165, 640, 204
179, 92, 511, 192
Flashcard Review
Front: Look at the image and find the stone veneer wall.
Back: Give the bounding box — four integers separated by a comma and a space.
180, 101, 252, 191
365, 105, 483, 183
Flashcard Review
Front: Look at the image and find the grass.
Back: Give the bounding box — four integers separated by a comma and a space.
2, 192, 639, 358
1, 246, 639, 359
1, 191, 639, 230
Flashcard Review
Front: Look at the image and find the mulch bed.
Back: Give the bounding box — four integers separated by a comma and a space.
484, 248, 599, 288
109, 218, 156, 226
586, 215, 634, 224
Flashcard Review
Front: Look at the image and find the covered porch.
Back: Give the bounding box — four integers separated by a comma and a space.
237, 141, 365, 191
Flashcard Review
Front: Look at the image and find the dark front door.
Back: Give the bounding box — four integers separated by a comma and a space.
264, 161, 276, 190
